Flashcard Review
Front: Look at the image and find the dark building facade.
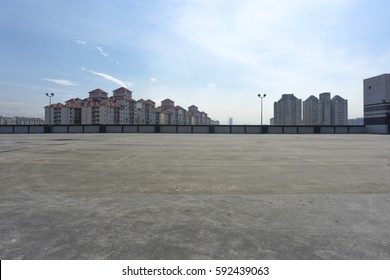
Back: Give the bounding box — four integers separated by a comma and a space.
364, 74, 390, 133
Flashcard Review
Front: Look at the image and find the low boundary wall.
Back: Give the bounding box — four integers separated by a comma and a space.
0, 125, 366, 134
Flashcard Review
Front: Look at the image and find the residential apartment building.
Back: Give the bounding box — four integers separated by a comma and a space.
148, 100, 211, 125
150, 107, 165, 125
45, 102, 64, 125
201, 111, 209, 125
44, 87, 213, 125
175, 106, 188, 125
100, 99, 119, 124
62, 98, 82, 125
0, 116, 12, 125
189, 105, 200, 125
331, 95, 348, 125
303, 95, 320, 125
81, 99, 100, 125
112, 87, 135, 124
0, 116, 44, 125
162, 99, 177, 124
303, 93, 348, 125
135, 99, 149, 124
319, 92, 331, 125
273, 94, 302, 125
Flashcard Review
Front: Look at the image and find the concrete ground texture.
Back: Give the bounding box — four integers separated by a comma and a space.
0, 134, 389, 259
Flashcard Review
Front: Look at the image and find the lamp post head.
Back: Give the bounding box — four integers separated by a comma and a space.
46, 93, 54, 97
258, 93, 266, 98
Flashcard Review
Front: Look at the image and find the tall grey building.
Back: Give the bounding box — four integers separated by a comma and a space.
303, 93, 348, 125
331, 95, 348, 125
364, 74, 390, 133
319, 92, 331, 125
274, 94, 302, 125
303, 95, 320, 125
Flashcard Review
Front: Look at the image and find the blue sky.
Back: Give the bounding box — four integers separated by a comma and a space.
1, 0, 390, 124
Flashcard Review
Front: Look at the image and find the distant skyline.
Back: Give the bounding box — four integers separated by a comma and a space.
1, 0, 390, 124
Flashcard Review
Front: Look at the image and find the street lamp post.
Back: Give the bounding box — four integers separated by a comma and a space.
45, 93, 54, 125
257, 93, 266, 126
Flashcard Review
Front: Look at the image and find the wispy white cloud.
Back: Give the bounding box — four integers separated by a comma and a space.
75, 40, 110, 57
96, 46, 108, 57
44, 79, 77, 86
81, 67, 133, 88
150, 77, 158, 83
75, 40, 88, 46
207, 83, 216, 88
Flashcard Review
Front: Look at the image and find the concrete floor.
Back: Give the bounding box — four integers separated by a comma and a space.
0, 134, 389, 259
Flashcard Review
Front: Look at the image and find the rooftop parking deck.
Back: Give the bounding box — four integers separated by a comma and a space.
0, 134, 389, 259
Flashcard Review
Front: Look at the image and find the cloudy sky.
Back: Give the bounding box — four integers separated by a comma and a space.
1, 0, 390, 124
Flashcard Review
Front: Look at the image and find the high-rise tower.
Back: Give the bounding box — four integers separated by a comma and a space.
274, 94, 302, 125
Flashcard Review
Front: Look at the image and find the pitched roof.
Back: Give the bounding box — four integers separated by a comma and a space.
161, 98, 174, 103
88, 88, 109, 95
175, 106, 186, 111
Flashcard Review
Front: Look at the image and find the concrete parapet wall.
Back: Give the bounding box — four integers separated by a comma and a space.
30, 126, 45, 133
320, 127, 335, 134
214, 126, 230, 134
335, 127, 349, 134
177, 126, 192, 134
268, 126, 283, 134
245, 126, 261, 134
68, 126, 83, 133
84, 126, 100, 133
231, 126, 246, 134
192, 126, 209, 134
0, 126, 13, 133
298, 126, 314, 134
123, 126, 138, 133
365, 124, 389, 134
106, 126, 122, 133
14, 126, 29, 134
349, 126, 365, 133
283, 126, 298, 134
52, 126, 67, 133
0, 125, 370, 134
139, 126, 155, 133
160, 126, 177, 133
